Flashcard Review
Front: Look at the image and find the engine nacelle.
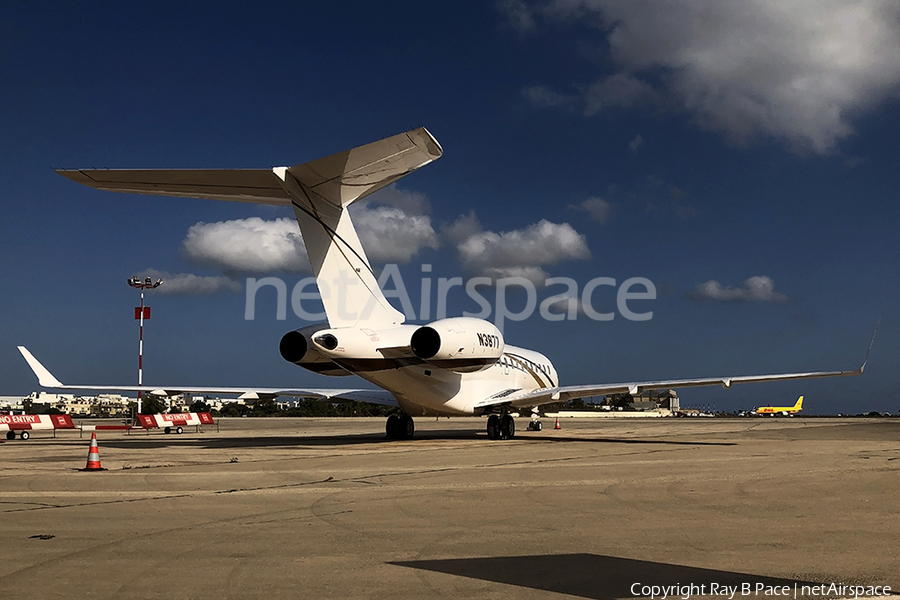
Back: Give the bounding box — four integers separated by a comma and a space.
279, 323, 351, 377
410, 317, 504, 373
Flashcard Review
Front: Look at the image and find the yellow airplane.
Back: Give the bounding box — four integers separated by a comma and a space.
755, 396, 803, 416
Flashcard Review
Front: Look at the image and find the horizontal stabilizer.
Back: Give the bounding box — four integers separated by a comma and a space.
284, 126, 442, 208
56, 168, 290, 205
56, 127, 442, 209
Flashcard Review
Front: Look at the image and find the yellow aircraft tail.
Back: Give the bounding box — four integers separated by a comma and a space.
794, 396, 803, 410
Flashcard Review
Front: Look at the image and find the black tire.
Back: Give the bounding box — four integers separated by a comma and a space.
534, 421, 542, 431
5, 431, 15, 440
20, 431, 30, 441
400, 415, 415, 439
175, 427, 183, 435
486, 415, 500, 440
164, 427, 171, 434
501, 415, 515, 439
386, 414, 400, 438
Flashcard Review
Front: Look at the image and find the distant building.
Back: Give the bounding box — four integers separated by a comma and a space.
612, 390, 680, 411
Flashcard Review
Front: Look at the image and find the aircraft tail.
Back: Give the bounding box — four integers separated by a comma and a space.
794, 396, 803, 410
274, 128, 442, 327
57, 127, 443, 328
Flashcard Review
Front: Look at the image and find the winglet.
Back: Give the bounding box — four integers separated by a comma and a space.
859, 317, 880, 374
17, 346, 65, 388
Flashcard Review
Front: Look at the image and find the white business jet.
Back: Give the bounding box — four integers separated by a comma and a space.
18, 128, 873, 440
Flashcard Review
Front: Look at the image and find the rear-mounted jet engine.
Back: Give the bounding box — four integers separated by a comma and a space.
279, 323, 351, 377
411, 317, 504, 373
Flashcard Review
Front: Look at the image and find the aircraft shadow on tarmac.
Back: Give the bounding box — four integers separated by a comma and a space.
88, 431, 737, 450
389, 553, 835, 600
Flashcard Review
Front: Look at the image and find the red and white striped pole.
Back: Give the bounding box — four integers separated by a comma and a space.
128, 276, 163, 417
137, 285, 145, 414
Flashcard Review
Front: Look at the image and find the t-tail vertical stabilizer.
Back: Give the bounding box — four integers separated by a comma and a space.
273, 127, 442, 328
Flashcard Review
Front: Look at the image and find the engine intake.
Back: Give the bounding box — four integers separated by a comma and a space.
410, 326, 441, 359
279, 330, 309, 363
278, 323, 351, 377
410, 317, 504, 373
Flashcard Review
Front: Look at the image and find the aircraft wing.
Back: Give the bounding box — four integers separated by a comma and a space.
493, 364, 865, 410
56, 127, 441, 208
17, 346, 399, 407
476, 328, 876, 411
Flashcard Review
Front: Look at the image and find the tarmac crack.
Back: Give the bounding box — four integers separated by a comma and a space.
214, 475, 335, 494
0, 493, 193, 514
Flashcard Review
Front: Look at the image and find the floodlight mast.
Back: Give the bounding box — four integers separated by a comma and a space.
128, 276, 162, 416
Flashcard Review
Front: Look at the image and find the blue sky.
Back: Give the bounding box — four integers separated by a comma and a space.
2, 1, 898, 413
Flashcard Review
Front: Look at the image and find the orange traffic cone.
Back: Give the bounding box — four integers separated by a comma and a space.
554, 417, 561, 430
80, 432, 106, 471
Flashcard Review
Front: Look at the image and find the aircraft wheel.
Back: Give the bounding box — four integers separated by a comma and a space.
164, 426, 171, 434
534, 421, 542, 431
486, 415, 500, 440
176, 427, 183, 435
5, 431, 15, 440
501, 415, 515, 439
400, 414, 415, 439
20, 431, 30, 441
385, 414, 401, 439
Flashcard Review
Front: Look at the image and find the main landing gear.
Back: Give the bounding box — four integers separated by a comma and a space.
486, 414, 516, 440
385, 414, 415, 440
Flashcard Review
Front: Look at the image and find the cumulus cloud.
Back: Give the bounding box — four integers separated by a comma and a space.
182, 217, 310, 274
509, 0, 900, 153
447, 215, 591, 284
572, 196, 612, 223
364, 184, 433, 215
135, 269, 242, 295
687, 275, 789, 303
350, 185, 440, 262
179, 186, 439, 274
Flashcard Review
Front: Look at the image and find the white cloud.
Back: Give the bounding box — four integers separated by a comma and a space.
180, 186, 439, 274
523, 85, 578, 109
584, 72, 660, 115
573, 196, 612, 223
449, 216, 591, 284
629, 134, 643, 153
513, 0, 900, 153
443, 211, 484, 245
182, 217, 310, 274
135, 269, 242, 295
350, 186, 440, 263
543, 291, 588, 316
687, 275, 789, 303
499, 0, 538, 33
364, 184, 432, 215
